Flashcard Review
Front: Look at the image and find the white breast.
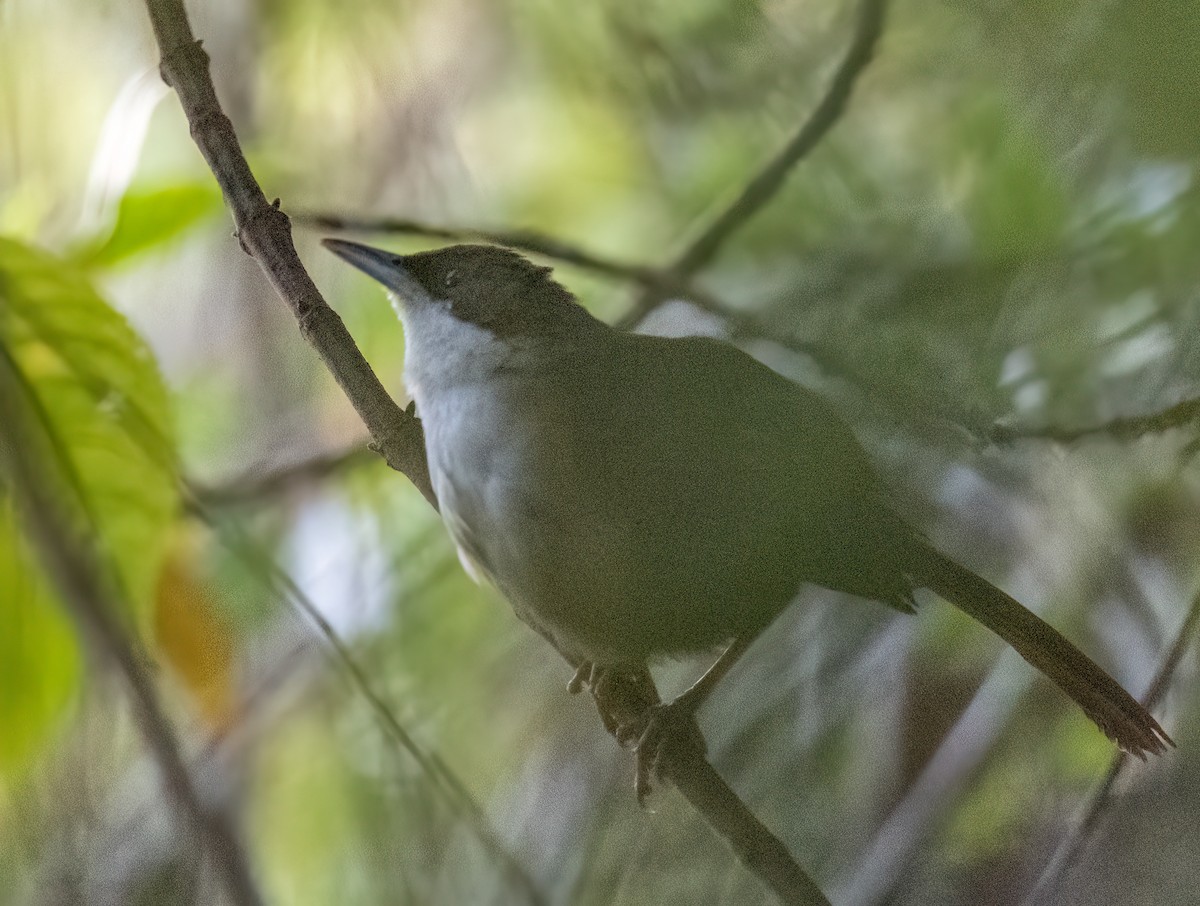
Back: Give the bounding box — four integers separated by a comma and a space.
394, 301, 638, 659
398, 302, 545, 588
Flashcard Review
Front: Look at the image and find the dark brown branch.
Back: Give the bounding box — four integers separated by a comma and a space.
1025, 588, 1200, 905
619, 0, 888, 328
585, 668, 832, 906
0, 346, 265, 906
991, 395, 1200, 446
145, 1, 434, 509
673, 754, 832, 905
145, 1, 830, 901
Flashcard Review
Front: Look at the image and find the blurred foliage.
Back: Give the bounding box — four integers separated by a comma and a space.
0, 239, 177, 777
153, 533, 238, 728
72, 181, 225, 270
1, 0, 1200, 904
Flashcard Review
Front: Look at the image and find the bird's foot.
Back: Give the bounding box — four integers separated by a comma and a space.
568, 661, 622, 735
567, 660, 599, 695
630, 699, 705, 806
568, 662, 705, 803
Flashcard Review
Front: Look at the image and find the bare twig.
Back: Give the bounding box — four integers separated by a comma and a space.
618, 0, 888, 328
0, 345, 265, 906
192, 442, 375, 507
673, 753, 832, 905
586, 667, 832, 906
296, 212, 657, 283
146, 0, 832, 900
186, 497, 547, 906
303, 0, 888, 337
297, 211, 729, 313
1024, 588, 1200, 906
144, 0, 435, 509
991, 395, 1200, 446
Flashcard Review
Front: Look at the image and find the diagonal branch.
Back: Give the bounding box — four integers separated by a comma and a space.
293, 211, 730, 313
143, 1, 830, 903
671, 0, 887, 277
0, 345, 265, 906
144, 0, 435, 509
583, 666, 832, 906
1024, 587, 1200, 905
619, 0, 888, 328
191, 442, 375, 507
188, 496, 547, 906
991, 395, 1200, 446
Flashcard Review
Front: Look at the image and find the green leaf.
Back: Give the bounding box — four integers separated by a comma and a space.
0, 508, 81, 773
0, 238, 178, 774
73, 182, 223, 269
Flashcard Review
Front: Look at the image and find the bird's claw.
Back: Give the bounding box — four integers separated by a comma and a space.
632, 701, 703, 807
569, 664, 704, 803
567, 660, 599, 695
569, 662, 623, 735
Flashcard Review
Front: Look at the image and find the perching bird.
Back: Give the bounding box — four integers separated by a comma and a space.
324, 238, 1172, 781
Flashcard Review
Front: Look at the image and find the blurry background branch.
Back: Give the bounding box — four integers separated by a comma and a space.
0, 345, 265, 906
1026, 587, 1200, 906
190, 442, 375, 507
302, 0, 887, 335
294, 211, 735, 321
297, 211, 672, 292
618, 0, 887, 328
991, 395, 1200, 446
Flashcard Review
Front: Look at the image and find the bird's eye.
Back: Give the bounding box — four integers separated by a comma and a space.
444, 270, 459, 288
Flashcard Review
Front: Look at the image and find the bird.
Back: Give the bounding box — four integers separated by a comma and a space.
324, 237, 1172, 790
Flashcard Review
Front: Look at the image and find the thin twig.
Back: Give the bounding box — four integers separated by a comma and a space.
0, 345, 265, 906
187, 496, 547, 906
618, 0, 888, 328
991, 395, 1200, 446
146, 0, 831, 900
192, 443, 376, 507
297, 211, 729, 313
296, 212, 657, 283
1024, 588, 1200, 905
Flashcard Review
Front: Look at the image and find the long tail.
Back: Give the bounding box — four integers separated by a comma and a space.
906, 542, 1173, 758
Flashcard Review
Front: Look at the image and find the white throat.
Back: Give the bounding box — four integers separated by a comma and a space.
392, 293, 524, 407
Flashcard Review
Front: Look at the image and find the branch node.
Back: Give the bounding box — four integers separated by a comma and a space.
296, 297, 337, 340
158, 38, 208, 88
236, 201, 291, 258
187, 106, 234, 144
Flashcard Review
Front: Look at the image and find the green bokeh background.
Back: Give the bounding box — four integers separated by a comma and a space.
1, 0, 1199, 904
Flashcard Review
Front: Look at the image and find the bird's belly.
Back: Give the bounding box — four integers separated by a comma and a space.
421, 393, 603, 652
431, 453, 790, 665
418, 378, 806, 665
433, 456, 639, 661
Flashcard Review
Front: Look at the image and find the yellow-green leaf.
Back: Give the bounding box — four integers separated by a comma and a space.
0, 237, 178, 774
73, 182, 223, 269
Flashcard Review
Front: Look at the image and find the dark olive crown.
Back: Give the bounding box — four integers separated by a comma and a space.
402, 244, 599, 338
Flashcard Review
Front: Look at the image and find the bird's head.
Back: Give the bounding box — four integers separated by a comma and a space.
323, 239, 599, 341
